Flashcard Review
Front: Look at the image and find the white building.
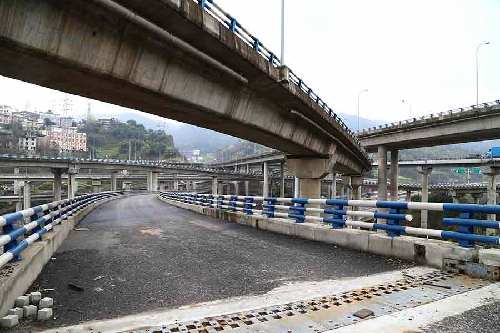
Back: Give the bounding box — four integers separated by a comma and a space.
18, 135, 37, 153
0, 105, 14, 125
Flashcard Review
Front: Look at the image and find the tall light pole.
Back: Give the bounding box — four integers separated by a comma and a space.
402, 99, 412, 118
476, 41, 490, 105
357, 89, 368, 132
281, 0, 285, 65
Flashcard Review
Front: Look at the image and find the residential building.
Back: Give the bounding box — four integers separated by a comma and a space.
18, 134, 37, 153
97, 118, 119, 130
0, 105, 14, 125
47, 127, 87, 152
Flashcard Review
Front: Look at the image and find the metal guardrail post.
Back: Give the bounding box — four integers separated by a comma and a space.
244, 197, 254, 215
290, 198, 307, 223
263, 198, 276, 218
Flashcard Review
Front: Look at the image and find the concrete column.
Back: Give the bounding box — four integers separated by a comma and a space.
417, 166, 432, 229
211, 177, 218, 195
173, 180, 179, 191
330, 172, 337, 199
351, 176, 363, 201
449, 190, 459, 203
287, 157, 332, 200
263, 162, 269, 198
246, 164, 249, 173
23, 181, 31, 210
51, 169, 63, 201
146, 171, 152, 192
280, 161, 285, 198
13, 168, 22, 211
67, 167, 79, 199
92, 180, 102, 193
485, 167, 500, 234
472, 193, 482, 205
406, 190, 412, 202
244, 180, 249, 196
377, 146, 388, 201
293, 177, 299, 198
389, 150, 399, 201
111, 172, 118, 192
151, 172, 159, 192
233, 181, 240, 195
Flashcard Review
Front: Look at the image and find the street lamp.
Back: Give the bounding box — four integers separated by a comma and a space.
476, 41, 490, 105
357, 89, 368, 132
401, 99, 412, 118
281, 0, 285, 65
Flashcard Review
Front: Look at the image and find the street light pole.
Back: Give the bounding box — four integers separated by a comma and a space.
281, 0, 285, 65
357, 89, 368, 132
476, 41, 490, 105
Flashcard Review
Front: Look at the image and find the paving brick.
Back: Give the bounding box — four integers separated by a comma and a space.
39, 297, 53, 309
0, 315, 19, 328
23, 305, 38, 318
14, 295, 29, 307
7, 307, 23, 318
29, 291, 42, 305
37, 308, 53, 321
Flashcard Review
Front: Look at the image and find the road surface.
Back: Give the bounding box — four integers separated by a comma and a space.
22, 194, 413, 330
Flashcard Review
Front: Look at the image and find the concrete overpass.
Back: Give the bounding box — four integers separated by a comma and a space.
0, 0, 370, 199
356, 100, 500, 205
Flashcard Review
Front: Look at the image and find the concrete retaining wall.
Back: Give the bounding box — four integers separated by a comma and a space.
158, 197, 500, 280
0, 197, 119, 317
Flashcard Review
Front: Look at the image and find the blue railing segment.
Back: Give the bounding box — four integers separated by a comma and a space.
159, 193, 500, 247
0, 192, 120, 269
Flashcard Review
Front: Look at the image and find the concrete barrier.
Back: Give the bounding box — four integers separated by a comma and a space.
0, 196, 120, 317
158, 196, 500, 280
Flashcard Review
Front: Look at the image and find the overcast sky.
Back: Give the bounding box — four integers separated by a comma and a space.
0, 0, 498, 125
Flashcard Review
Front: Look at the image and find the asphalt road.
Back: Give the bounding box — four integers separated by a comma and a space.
21, 194, 413, 329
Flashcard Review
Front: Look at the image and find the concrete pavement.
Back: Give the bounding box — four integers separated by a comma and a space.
18, 194, 411, 330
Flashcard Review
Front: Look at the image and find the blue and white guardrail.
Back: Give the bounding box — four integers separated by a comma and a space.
0, 192, 121, 269
160, 192, 500, 248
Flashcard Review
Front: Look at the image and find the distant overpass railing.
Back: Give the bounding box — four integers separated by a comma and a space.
0, 192, 121, 269
161, 192, 500, 248
195, 0, 365, 153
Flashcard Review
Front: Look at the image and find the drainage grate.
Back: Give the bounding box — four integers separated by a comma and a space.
131, 271, 491, 333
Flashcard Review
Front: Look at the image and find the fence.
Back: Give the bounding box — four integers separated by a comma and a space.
161, 192, 500, 248
0, 192, 120, 269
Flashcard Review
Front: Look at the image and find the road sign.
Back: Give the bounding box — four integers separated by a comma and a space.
471, 167, 481, 174
454, 168, 466, 174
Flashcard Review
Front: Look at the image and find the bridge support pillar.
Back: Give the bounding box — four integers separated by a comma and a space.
449, 190, 459, 204
52, 169, 63, 201
293, 177, 299, 198
233, 181, 240, 196
111, 171, 118, 192
330, 172, 337, 199
389, 150, 399, 201
377, 146, 388, 201
406, 190, 412, 202
417, 166, 432, 229
92, 180, 102, 193
67, 167, 79, 199
351, 176, 363, 201
13, 168, 22, 211
485, 167, 500, 235
280, 161, 285, 198
23, 181, 31, 210
286, 157, 332, 201
472, 193, 482, 204
263, 162, 269, 198
211, 177, 218, 195
245, 181, 249, 196
152, 172, 159, 192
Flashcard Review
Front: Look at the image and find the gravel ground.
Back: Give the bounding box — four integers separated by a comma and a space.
8, 194, 413, 331
423, 300, 500, 333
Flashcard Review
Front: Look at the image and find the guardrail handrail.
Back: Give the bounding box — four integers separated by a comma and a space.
0, 192, 121, 269
359, 99, 500, 135
161, 192, 500, 248
193, 0, 367, 157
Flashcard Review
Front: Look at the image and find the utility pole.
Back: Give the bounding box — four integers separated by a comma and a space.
476, 41, 490, 105
281, 0, 285, 65
128, 140, 132, 160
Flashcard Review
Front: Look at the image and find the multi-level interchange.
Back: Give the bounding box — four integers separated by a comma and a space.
0, 0, 499, 332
